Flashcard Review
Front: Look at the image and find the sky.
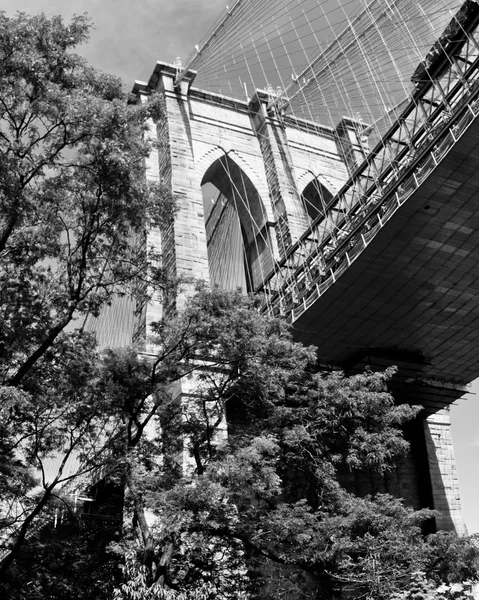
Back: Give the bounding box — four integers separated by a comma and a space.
4, 0, 225, 85
3, 0, 479, 534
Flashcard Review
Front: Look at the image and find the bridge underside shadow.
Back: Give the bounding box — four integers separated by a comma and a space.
293, 112, 479, 412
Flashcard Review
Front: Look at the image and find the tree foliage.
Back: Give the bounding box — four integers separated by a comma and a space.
83, 290, 477, 600
0, 10, 171, 388
2, 287, 478, 598
3, 515, 120, 600
0, 9, 173, 579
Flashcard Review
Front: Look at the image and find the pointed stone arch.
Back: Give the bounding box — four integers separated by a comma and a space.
196, 146, 274, 222
298, 171, 337, 221
200, 152, 274, 292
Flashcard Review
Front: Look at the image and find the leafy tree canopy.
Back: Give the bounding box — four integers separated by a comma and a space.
0, 10, 172, 388
0, 8, 172, 580
104, 293, 479, 600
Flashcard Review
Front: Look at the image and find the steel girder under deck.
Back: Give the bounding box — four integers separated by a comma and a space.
292, 111, 479, 412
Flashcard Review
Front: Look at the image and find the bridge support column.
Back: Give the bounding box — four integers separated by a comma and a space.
138, 63, 210, 315
132, 66, 215, 477
249, 91, 308, 256
423, 409, 467, 535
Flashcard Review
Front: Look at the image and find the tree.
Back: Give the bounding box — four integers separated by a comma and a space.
2, 514, 121, 600
75, 289, 476, 600
1, 284, 478, 598
0, 9, 173, 579
0, 10, 172, 389
0, 332, 119, 576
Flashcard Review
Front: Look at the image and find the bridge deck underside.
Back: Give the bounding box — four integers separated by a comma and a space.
293, 114, 479, 408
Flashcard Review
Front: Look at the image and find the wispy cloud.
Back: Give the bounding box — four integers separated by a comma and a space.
2, 0, 226, 85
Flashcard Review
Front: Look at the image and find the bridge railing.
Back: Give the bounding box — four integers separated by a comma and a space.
260, 1, 479, 322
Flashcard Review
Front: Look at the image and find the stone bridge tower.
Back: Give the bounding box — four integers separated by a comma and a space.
132, 62, 365, 300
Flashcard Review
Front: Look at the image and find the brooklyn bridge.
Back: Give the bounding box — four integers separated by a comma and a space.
87, 0, 479, 534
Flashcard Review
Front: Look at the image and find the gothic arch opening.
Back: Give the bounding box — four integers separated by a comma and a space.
301, 177, 334, 222
201, 154, 273, 292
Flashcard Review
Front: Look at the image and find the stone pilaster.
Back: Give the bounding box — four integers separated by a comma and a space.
147, 62, 210, 312
249, 91, 308, 256
130, 84, 164, 343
